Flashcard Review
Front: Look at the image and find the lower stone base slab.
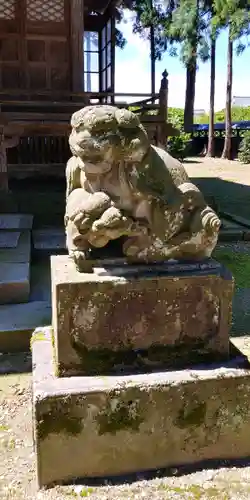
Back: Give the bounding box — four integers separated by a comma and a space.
32, 333, 250, 488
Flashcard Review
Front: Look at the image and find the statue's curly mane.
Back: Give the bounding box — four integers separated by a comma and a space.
69, 105, 150, 164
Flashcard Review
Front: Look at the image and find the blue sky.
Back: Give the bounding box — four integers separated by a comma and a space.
115, 11, 249, 111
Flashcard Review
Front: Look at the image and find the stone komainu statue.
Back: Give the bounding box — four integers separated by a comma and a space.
65, 105, 220, 271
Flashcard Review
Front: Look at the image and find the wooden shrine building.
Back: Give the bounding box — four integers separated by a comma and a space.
0, 0, 172, 191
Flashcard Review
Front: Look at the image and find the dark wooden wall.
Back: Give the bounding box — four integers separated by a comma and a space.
0, 0, 71, 92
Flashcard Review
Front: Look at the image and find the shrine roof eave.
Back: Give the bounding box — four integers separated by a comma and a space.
84, 0, 119, 14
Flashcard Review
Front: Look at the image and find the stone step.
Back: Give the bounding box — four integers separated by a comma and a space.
0, 300, 51, 352
0, 231, 21, 248
0, 230, 31, 305
0, 213, 33, 230
30, 259, 51, 303
0, 230, 31, 263
221, 218, 243, 230
222, 212, 250, 229
32, 227, 66, 253
0, 262, 30, 304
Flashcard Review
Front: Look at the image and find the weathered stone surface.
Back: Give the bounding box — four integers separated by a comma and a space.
32, 332, 250, 488
0, 262, 30, 304
65, 105, 220, 271
52, 255, 233, 376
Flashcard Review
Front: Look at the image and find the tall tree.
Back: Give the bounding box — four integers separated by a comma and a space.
222, 30, 233, 158
206, 34, 216, 156
123, 0, 210, 132
213, 0, 250, 159
204, 0, 218, 157
168, 0, 213, 132
170, 0, 201, 132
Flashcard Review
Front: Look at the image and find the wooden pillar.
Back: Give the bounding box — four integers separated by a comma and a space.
158, 69, 169, 147
159, 70, 168, 120
0, 128, 8, 192
70, 0, 84, 92
0, 130, 20, 193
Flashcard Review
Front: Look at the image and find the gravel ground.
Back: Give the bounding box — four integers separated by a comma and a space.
184, 157, 250, 184
184, 157, 250, 219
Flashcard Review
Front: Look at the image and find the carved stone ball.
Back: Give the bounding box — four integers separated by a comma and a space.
65, 188, 113, 233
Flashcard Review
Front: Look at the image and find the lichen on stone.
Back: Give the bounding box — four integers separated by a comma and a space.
30, 327, 51, 348
175, 401, 207, 429
37, 396, 83, 440
96, 392, 144, 435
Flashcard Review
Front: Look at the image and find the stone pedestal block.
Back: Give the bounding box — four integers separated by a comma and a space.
32, 331, 250, 488
51, 256, 233, 376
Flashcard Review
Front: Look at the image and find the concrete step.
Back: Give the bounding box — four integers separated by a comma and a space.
0, 229, 31, 304
0, 230, 21, 248
221, 218, 243, 230
0, 300, 51, 352
0, 230, 31, 263
0, 262, 30, 304
0, 213, 33, 230
0, 257, 52, 351
32, 227, 66, 253
30, 259, 51, 302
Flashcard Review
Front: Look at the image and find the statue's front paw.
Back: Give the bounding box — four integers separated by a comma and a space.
123, 238, 141, 257
123, 233, 151, 258
69, 249, 92, 272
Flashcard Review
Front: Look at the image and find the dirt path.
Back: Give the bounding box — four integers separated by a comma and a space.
185, 157, 250, 185
184, 157, 250, 219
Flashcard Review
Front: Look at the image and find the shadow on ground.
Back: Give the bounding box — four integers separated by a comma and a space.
183, 159, 202, 164
191, 177, 250, 219
0, 352, 31, 374
59, 457, 250, 488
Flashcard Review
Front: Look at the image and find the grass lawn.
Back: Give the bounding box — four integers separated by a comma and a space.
214, 248, 250, 288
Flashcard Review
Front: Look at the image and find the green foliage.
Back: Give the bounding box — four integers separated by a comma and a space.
238, 130, 250, 164
167, 107, 191, 160
115, 28, 127, 49
213, 0, 250, 42
230, 106, 250, 121
215, 109, 227, 122
214, 248, 250, 288
169, 0, 210, 65
80, 487, 95, 497
167, 134, 191, 160
121, 0, 212, 64
120, 0, 174, 59
168, 107, 184, 127
195, 107, 250, 124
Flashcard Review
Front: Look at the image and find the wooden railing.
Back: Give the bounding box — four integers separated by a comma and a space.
0, 71, 170, 188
